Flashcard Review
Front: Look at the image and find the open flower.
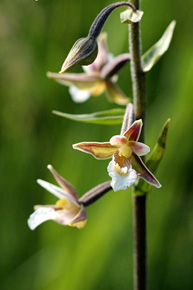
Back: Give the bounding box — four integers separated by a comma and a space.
73, 119, 161, 192
28, 165, 87, 230
47, 33, 130, 105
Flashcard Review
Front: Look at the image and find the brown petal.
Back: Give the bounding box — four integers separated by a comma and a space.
131, 154, 161, 188
47, 165, 78, 198
124, 119, 142, 141
73, 142, 118, 159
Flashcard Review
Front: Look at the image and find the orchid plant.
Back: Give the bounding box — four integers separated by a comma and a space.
29, 1, 175, 290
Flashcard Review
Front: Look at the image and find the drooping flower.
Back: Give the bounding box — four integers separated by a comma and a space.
58, 2, 137, 73
47, 33, 130, 105
28, 165, 87, 230
73, 119, 161, 192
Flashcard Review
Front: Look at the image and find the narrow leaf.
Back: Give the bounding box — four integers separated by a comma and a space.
120, 7, 144, 24
52, 109, 125, 125
134, 119, 170, 195
143, 21, 176, 72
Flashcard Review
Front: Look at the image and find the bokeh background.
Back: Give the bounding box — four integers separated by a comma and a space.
1, 0, 193, 289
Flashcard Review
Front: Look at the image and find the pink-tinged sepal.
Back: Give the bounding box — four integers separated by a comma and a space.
47, 72, 101, 91
124, 119, 143, 141
129, 141, 150, 156
131, 154, 161, 188
73, 142, 118, 159
47, 165, 78, 197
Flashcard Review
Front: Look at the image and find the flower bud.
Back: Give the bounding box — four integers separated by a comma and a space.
60, 37, 98, 73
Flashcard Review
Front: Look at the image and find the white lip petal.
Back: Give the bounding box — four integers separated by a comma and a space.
28, 207, 58, 230
107, 160, 137, 192
69, 86, 91, 103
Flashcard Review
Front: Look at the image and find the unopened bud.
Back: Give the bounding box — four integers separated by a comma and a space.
60, 37, 98, 73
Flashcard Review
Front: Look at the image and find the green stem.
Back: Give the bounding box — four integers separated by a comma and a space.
128, 1, 147, 290
133, 195, 147, 290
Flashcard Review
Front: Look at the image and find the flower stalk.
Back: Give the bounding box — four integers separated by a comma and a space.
88, 2, 136, 39
129, 0, 146, 141
129, 1, 147, 290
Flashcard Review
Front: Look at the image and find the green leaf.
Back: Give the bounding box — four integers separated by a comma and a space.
143, 21, 176, 72
120, 7, 144, 24
134, 119, 170, 195
52, 109, 125, 125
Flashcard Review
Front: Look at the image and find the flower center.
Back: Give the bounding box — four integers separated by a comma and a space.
110, 135, 132, 158
118, 145, 132, 158
56, 199, 67, 207
114, 163, 128, 176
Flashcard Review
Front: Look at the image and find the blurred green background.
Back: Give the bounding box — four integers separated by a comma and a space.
1, 0, 193, 289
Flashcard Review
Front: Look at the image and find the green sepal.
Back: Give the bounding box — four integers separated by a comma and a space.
134, 119, 170, 195
142, 21, 176, 72
52, 108, 125, 125
120, 7, 144, 24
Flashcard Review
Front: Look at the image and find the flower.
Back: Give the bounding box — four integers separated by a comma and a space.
28, 165, 87, 230
73, 119, 161, 192
47, 33, 130, 105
